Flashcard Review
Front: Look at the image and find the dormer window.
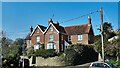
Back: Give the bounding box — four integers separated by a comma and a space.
50, 27, 53, 31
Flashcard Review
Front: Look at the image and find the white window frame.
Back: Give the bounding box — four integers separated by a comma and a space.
49, 35, 54, 41
36, 36, 40, 42
78, 35, 82, 41
34, 44, 40, 50
47, 43, 54, 49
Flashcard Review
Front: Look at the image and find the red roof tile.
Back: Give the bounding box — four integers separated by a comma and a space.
64, 24, 91, 35
52, 23, 66, 34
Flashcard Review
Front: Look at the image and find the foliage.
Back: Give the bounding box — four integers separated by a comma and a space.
26, 46, 34, 58
94, 22, 117, 56
64, 44, 98, 66
2, 45, 22, 67
34, 49, 57, 58
14, 38, 24, 46
107, 59, 120, 68
109, 37, 120, 59
94, 35, 101, 53
40, 44, 44, 49
1, 36, 22, 67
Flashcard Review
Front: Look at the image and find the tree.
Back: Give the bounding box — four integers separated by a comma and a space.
14, 38, 24, 46
94, 22, 116, 59
108, 34, 120, 61
65, 44, 98, 65
103, 22, 116, 40
1, 34, 22, 67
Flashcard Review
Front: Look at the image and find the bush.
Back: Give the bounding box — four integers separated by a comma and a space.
108, 59, 120, 67
64, 44, 98, 66
34, 49, 57, 58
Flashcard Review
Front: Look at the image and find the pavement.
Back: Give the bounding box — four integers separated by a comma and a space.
29, 62, 92, 68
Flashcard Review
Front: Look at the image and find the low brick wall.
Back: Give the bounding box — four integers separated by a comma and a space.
36, 56, 65, 66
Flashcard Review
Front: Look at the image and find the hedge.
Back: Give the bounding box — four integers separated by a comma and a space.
64, 43, 98, 65
34, 49, 57, 58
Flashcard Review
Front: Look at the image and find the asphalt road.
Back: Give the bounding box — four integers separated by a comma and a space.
29, 62, 91, 68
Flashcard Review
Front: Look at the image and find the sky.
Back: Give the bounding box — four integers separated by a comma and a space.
1, 0, 120, 2
2, 2, 119, 41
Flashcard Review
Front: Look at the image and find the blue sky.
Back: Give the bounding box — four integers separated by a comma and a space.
2, 2, 118, 40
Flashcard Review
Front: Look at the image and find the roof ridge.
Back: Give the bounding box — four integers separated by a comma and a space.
64, 24, 88, 28
38, 24, 47, 28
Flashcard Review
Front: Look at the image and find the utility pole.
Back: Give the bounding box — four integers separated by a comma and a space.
100, 8, 104, 62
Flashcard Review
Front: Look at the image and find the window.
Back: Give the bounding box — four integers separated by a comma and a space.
36, 36, 40, 42
68, 36, 71, 41
47, 43, 54, 49
78, 35, 82, 41
36, 29, 39, 33
34, 44, 40, 50
50, 27, 53, 31
49, 35, 53, 41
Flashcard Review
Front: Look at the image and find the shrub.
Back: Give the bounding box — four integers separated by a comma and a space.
108, 59, 120, 67
64, 43, 98, 66
34, 49, 57, 58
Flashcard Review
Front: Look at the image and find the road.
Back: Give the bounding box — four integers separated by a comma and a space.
29, 62, 91, 68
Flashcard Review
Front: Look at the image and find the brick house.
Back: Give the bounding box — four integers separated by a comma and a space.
25, 16, 94, 52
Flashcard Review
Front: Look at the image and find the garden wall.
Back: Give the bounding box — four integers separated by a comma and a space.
35, 56, 65, 66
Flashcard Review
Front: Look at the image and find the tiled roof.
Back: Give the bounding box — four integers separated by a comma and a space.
64, 24, 91, 35
53, 23, 66, 34
25, 33, 31, 40
27, 23, 91, 39
38, 25, 47, 32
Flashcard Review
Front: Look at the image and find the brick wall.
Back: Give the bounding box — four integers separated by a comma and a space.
71, 34, 88, 44
31, 27, 44, 46
44, 25, 60, 52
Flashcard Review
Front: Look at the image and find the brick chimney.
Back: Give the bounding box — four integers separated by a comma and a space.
48, 18, 53, 24
56, 21, 59, 26
88, 16, 91, 24
30, 26, 33, 33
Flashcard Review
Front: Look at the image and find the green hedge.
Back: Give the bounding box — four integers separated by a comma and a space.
34, 49, 57, 58
65, 44, 98, 66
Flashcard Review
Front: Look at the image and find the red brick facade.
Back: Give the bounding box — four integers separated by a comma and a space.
25, 16, 94, 52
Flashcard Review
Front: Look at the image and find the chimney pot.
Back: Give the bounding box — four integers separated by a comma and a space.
88, 16, 91, 24
30, 26, 33, 33
48, 18, 53, 24
56, 21, 59, 26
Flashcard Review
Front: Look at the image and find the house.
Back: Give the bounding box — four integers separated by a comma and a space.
25, 16, 94, 52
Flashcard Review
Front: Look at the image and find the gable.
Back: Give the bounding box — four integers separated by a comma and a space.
30, 25, 46, 36
44, 23, 59, 34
